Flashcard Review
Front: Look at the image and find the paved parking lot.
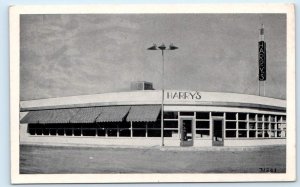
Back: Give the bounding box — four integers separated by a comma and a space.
20, 144, 286, 174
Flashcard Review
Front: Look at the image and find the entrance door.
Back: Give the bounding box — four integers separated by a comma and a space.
212, 119, 224, 146
180, 118, 193, 146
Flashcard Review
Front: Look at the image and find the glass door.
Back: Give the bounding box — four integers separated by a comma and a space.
212, 119, 224, 146
180, 118, 194, 146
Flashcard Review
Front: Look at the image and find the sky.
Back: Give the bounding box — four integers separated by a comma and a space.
20, 13, 286, 101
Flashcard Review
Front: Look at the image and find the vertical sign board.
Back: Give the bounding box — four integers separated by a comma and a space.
258, 41, 266, 81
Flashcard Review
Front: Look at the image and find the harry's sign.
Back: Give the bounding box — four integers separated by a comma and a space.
165, 91, 201, 100
258, 41, 266, 81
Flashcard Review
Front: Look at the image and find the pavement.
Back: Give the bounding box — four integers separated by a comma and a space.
21, 141, 283, 151
20, 144, 286, 174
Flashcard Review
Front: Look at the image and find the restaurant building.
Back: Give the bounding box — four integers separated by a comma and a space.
20, 84, 286, 147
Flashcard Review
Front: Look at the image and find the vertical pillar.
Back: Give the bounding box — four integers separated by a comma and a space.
117, 123, 119, 137
130, 121, 133, 138
146, 122, 148, 138
247, 113, 249, 138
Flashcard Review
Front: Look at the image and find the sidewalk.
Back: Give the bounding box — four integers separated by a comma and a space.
21, 141, 284, 152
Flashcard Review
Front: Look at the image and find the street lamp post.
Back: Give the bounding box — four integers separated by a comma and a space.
147, 43, 178, 146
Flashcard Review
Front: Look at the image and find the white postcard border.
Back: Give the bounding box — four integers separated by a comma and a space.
9, 4, 296, 183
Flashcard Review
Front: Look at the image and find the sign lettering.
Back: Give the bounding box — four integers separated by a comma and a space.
166, 91, 201, 100
258, 41, 266, 81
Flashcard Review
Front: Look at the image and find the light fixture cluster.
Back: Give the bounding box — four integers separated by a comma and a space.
147, 43, 178, 51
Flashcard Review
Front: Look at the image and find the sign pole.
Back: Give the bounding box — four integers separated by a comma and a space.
161, 49, 165, 146
147, 43, 178, 147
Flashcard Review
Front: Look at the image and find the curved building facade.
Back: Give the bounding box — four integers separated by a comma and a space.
19, 90, 286, 147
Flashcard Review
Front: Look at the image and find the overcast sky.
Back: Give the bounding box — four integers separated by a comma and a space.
20, 14, 286, 101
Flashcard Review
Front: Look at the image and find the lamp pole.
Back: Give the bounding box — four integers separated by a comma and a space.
147, 43, 178, 146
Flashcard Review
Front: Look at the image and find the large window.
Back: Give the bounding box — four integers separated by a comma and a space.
26, 112, 286, 140
164, 111, 179, 138
224, 113, 286, 139
195, 112, 210, 139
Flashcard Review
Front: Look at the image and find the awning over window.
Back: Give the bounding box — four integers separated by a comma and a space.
96, 106, 131, 122
70, 107, 103, 123
126, 105, 161, 122
20, 110, 49, 124
21, 105, 162, 124
21, 108, 79, 124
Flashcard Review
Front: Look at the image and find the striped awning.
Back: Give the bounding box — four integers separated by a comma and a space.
20, 108, 79, 124
70, 107, 103, 123
96, 106, 131, 122
20, 110, 49, 124
126, 105, 161, 122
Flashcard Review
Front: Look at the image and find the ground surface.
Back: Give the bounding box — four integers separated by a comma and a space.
20, 144, 286, 174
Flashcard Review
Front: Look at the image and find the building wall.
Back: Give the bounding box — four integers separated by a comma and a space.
19, 91, 286, 147
20, 124, 285, 147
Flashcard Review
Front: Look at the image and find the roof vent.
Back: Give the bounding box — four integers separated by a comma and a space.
131, 81, 154, 91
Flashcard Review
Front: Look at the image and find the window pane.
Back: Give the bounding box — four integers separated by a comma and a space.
196, 121, 210, 129
257, 123, 263, 129
57, 129, 64, 136
269, 131, 276, 137
36, 128, 43, 135
118, 122, 131, 128
132, 122, 146, 128
164, 121, 178, 128
164, 130, 178, 138
164, 112, 178, 119
277, 131, 286, 138
196, 112, 209, 119
264, 115, 269, 121
104, 123, 117, 128
180, 112, 194, 116
147, 122, 161, 129
257, 114, 263, 121
43, 128, 50, 135
238, 113, 247, 120
226, 130, 236, 138
238, 130, 247, 138
270, 115, 276, 122
119, 129, 130, 137
264, 123, 269, 130
212, 112, 223, 116
82, 123, 96, 128
264, 131, 269, 138
133, 130, 146, 137
107, 129, 117, 137
226, 113, 236, 120
226, 122, 236, 129
282, 116, 286, 122
249, 113, 256, 121
276, 116, 281, 122
82, 129, 96, 136
196, 130, 210, 138
257, 130, 263, 138
65, 129, 72, 136
73, 124, 82, 128
73, 129, 81, 136
50, 129, 57, 136
249, 122, 256, 129
238, 122, 247, 129
277, 123, 286, 130
148, 130, 161, 137
97, 129, 105, 136
249, 130, 256, 138
271, 123, 276, 130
